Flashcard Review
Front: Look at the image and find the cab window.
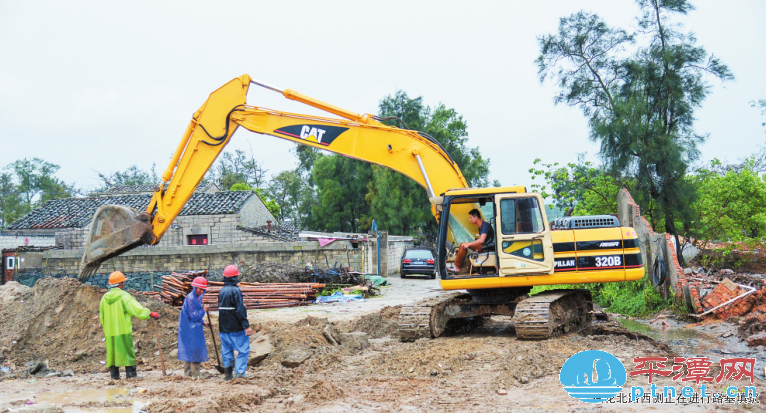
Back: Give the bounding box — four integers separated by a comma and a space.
500, 197, 544, 234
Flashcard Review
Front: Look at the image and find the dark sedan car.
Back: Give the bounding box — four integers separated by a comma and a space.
400, 249, 436, 279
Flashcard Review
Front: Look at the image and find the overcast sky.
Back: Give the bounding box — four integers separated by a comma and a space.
1, 1, 764, 195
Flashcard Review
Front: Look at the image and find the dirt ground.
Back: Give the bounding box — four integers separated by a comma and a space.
1, 277, 764, 412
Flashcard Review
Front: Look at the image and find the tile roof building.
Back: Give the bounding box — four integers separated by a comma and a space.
95, 182, 219, 197
3, 187, 277, 249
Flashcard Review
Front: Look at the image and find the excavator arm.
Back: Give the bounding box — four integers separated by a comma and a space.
80, 75, 470, 276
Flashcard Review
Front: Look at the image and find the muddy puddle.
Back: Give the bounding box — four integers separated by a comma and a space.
0, 387, 147, 412
616, 317, 766, 380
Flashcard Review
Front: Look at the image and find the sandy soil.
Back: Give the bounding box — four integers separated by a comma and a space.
1, 277, 764, 412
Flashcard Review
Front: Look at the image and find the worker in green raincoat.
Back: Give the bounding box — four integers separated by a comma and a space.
99, 271, 159, 380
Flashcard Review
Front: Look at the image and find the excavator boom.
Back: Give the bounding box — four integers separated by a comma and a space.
80, 75, 469, 276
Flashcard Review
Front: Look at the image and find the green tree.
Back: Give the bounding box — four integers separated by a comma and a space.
113, 164, 158, 186
370, 91, 493, 237
6, 158, 73, 211
266, 170, 304, 222
378, 91, 492, 187
537, 0, 733, 263
230, 182, 280, 219
529, 155, 627, 216
209, 149, 268, 190
364, 165, 432, 236
310, 155, 372, 233
684, 159, 766, 244
0, 173, 24, 228
94, 164, 159, 193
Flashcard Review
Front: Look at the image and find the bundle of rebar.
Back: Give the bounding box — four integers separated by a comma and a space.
153, 269, 324, 310
154, 270, 207, 307
202, 281, 325, 310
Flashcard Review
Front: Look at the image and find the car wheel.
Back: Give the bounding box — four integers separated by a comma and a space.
400, 271, 406, 279
430, 271, 436, 279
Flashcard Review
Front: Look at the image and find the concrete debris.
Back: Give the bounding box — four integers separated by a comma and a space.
281, 349, 311, 368
61, 369, 74, 377
323, 324, 341, 346
28, 361, 43, 375
746, 332, 766, 347
339, 332, 369, 350
248, 335, 273, 366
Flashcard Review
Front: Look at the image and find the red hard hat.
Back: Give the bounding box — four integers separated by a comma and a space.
223, 265, 240, 278
191, 276, 208, 289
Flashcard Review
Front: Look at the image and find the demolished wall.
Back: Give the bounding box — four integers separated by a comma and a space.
617, 188, 703, 313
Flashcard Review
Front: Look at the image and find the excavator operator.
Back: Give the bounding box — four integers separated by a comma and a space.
448, 209, 494, 274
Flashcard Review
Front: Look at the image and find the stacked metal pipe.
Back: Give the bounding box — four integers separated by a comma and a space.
202, 281, 325, 310
154, 270, 207, 307
153, 269, 324, 310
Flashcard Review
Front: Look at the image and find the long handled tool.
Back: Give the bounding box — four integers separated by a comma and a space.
154, 318, 166, 376
206, 312, 225, 374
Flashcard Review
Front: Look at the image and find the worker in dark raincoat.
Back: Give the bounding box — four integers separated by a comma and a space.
218, 265, 253, 380
177, 276, 210, 378
100, 271, 159, 380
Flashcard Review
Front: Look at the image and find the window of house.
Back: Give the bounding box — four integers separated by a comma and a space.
6, 256, 15, 270
187, 235, 208, 245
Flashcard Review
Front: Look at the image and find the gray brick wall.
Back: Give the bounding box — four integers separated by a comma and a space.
34, 240, 366, 277
237, 194, 276, 228
0, 234, 56, 249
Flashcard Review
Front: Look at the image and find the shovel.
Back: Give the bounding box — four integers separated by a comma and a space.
154, 318, 166, 376
207, 312, 225, 374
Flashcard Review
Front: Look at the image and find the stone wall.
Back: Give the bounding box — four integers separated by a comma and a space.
387, 235, 416, 275
15, 271, 162, 291
618, 188, 702, 312
33, 240, 367, 279
55, 228, 89, 249
237, 193, 277, 228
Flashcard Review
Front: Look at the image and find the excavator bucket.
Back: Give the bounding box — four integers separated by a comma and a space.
79, 205, 156, 278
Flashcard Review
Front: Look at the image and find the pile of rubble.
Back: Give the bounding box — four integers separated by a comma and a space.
0, 278, 180, 377
683, 266, 766, 346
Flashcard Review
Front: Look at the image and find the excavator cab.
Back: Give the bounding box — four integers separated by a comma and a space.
436, 187, 555, 284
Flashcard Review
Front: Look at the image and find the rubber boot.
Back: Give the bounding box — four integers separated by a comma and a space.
125, 366, 137, 379
224, 367, 233, 381
234, 371, 254, 379
109, 366, 120, 380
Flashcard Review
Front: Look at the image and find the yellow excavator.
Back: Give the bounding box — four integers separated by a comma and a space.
80, 75, 645, 340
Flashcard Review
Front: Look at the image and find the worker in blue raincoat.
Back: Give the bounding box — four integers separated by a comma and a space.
177, 276, 210, 378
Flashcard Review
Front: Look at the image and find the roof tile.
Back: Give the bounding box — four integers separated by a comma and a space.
6, 191, 254, 230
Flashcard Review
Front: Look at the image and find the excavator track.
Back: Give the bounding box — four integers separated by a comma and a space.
398, 293, 468, 342
513, 289, 593, 340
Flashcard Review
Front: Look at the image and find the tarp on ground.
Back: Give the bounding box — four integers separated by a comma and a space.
364, 275, 388, 287
315, 291, 364, 304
